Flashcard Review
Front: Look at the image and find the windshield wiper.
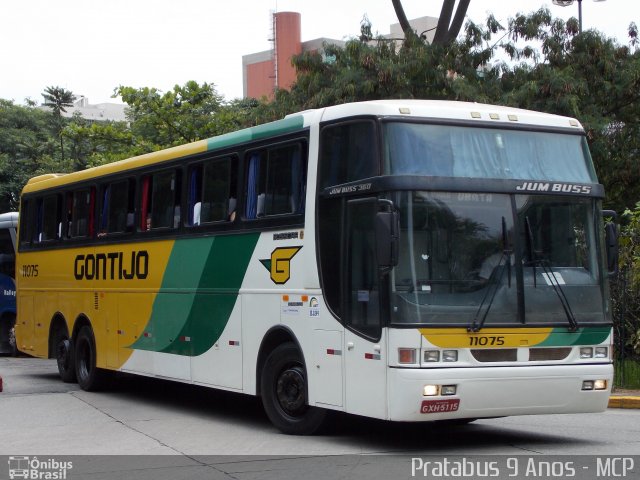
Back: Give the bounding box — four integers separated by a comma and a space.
524, 216, 579, 332
469, 217, 511, 333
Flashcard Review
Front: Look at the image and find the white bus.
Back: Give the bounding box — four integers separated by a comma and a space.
16, 100, 615, 434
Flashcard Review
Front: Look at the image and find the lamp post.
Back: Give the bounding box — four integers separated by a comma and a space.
552, 0, 607, 33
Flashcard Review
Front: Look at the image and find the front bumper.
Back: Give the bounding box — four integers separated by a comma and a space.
387, 363, 613, 422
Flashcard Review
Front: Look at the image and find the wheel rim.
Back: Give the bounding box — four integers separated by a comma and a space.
77, 338, 91, 380
275, 365, 307, 416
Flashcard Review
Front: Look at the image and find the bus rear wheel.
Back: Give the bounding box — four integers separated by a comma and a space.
74, 325, 106, 391
261, 342, 326, 435
54, 330, 76, 383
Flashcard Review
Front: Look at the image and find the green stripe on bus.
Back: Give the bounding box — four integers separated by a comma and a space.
206, 115, 304, 151
130, 233, 260, 355
537, 327, 610, 347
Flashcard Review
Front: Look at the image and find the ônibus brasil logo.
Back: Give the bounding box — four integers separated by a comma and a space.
8, 456, 73, 480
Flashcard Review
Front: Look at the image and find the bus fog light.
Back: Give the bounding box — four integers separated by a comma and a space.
441, 385, 457, 396
580, 347, 593, 359
595, 347, 608, 358
423, 385, 439, 396
398, 348, 417, 364
594, 379, 607, 390
424, 350, 440, 362
443, 350, 458, 362
582, 380, 594, 390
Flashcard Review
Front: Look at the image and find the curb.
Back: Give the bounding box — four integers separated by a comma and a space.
608, 396, 640, 409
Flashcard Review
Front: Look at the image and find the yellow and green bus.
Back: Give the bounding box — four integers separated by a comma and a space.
16, 100, 615, 434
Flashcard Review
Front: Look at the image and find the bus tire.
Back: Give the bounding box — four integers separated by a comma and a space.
54, 330, 76, 383
260, 342, 326, 435
74, 325, 106, 391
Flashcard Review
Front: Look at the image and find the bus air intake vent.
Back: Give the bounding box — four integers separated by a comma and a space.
529, 347, 571, 361
470, 349, 517, 362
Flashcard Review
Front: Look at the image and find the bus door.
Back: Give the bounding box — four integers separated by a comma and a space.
343, 198, 389, 419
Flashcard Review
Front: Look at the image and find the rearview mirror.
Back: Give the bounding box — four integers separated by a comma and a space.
602, 210, 618, 278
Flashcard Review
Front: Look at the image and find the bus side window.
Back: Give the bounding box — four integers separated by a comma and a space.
202, 156, 237, 223
188, 157, 236, 226
19, 199, 35, 248
40, 194, 62, 242
0, 228, 14, 277
245, 143, 306, 219
319, 121, 378, 189
187, 165, 203, 226
149, 169, 181, 230
140, 175, 152, 231
70, 188, 94, 239
99, 179, 135, 235
64, 192, 73, 239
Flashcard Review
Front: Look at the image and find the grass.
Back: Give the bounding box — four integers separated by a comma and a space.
614, 359, 640, 389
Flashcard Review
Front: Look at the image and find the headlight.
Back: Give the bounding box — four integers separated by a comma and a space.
594, 379, 608, 390
595, 347, 608, 359
441, 385, 457, 396
424, 350, 440, 362
580, 347, 593, 359
443, 350, 458, 362
423, 385, 439, 396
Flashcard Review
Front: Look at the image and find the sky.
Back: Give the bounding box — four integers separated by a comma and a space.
1, 0, 637, 105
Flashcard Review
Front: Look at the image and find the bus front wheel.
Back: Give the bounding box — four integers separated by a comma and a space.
74, 326, 106, 391
261, 342, 326, 435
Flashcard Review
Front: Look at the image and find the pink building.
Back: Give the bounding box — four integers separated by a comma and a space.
242, 12, 343, 99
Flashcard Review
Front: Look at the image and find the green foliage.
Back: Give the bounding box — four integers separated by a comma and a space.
41, 86, 76, 116
115, 81, 227, 146
0, 81, 249, 208
63, 120, 141, 170
614, 359, 640, 389
0, 100, 56, 210
612, 204, 640, 359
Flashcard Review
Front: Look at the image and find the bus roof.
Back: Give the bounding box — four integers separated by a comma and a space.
317, 100, 584, 129
21, 100, 583, 195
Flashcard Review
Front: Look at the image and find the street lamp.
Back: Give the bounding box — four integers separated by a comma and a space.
552, 0, 607, 33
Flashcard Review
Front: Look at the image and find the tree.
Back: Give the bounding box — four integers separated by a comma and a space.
41, 86, 76, 116
41, 86, 77, 162
115, 81, 227, 147
391, 0, 471, 44
265, 11, 499, 113
0, 100, 58, 210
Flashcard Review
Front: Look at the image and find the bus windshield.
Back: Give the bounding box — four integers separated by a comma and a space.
383, 122, 597, 182
391, 191, 606, 327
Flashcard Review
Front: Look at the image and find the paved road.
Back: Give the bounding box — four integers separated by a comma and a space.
1, 357, 639, 479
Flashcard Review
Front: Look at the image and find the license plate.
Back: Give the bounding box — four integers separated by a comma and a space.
420, 398, 460, 414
